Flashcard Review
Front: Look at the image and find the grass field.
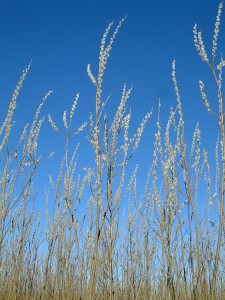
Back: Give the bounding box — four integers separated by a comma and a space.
0, 2, 225, 299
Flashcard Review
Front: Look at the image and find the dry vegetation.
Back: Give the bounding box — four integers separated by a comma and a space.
0, 2, 225, 300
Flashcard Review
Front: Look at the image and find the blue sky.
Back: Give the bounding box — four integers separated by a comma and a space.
0, 0, 223, 213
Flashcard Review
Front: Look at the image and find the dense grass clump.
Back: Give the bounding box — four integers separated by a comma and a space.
0, 2, 225, 300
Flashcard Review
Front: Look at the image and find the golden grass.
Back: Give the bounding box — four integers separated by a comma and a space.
0, 2, 225, 299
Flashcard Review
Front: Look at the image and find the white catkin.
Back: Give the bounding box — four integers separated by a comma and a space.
212, 1, 223, 60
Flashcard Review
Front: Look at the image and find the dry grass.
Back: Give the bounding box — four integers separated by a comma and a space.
0, 2, 225, 300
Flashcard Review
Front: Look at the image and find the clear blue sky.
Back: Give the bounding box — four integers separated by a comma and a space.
0, 0, 223, 211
